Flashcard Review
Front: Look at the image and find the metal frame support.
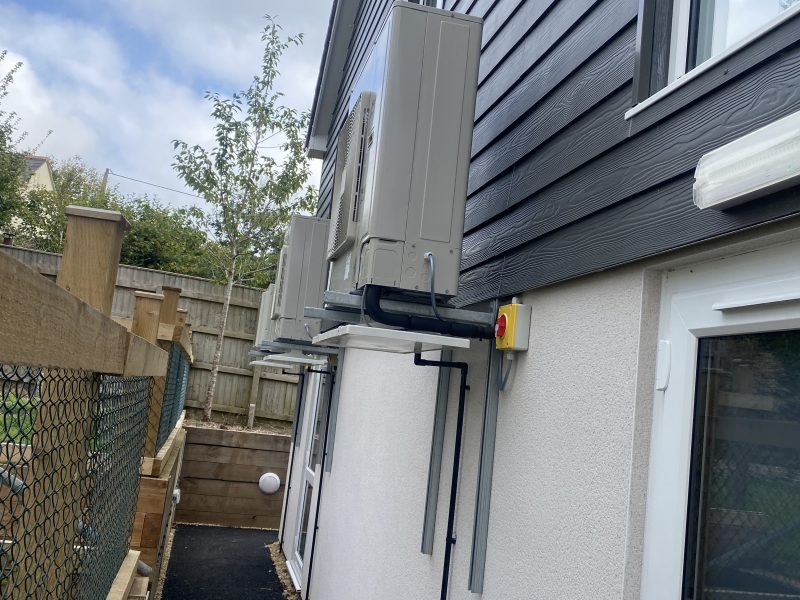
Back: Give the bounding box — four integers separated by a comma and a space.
413, 352, 469, 600
249, 339, 340, 357
323, 351, 345, 473
421, 349, 452, 555
469, 341, 503, 592
320, 290, 495, 327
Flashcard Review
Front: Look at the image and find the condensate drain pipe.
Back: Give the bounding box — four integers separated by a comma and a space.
413, 352, 469, 600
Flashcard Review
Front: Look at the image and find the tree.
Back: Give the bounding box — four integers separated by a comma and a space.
172, 17, 317, 421
15, 156, 214, 277
0, 50, 26, 230
119, 198, 211, 276
14, 157, 111, 252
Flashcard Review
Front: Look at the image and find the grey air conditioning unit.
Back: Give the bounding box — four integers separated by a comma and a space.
271, 214, 330, 343
254, 284, 276, 346
327, 1, 482, 298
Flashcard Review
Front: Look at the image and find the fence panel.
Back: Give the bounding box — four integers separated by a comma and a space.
0, 367, 151, 599
1, 247, 297, 423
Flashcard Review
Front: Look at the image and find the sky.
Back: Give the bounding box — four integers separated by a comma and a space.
0, 0, 333, 208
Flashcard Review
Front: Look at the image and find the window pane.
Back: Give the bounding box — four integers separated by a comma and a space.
307, 374, 329, 471
296, 482, 314, 562
692, 0, 798, 67
684, 330, 800, 599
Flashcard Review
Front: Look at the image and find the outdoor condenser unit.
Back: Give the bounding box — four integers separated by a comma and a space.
271, 214, 330, 343
327, 1, 482, 298
254, 284, 276, 346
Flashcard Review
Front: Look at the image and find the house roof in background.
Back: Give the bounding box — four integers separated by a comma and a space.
24, 155, 48, 180
305, 0, 361, 159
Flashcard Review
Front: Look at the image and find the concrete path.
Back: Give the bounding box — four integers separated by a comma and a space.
162, 524, 284, 599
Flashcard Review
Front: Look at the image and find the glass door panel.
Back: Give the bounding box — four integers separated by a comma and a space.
683, 330, 800, 599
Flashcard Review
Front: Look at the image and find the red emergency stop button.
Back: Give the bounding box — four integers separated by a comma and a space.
495, 313, 507, 338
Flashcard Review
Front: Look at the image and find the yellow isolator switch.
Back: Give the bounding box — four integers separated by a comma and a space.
495, 302, 531, 351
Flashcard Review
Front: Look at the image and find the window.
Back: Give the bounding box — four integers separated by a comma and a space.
284, 371, 328, 590
672, 0, 800, 78
640, 238, 800, 599
630, 0, 800, 112
682, 332, 800, 598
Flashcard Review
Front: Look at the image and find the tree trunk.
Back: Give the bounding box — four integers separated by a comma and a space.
203, 274, 236, 421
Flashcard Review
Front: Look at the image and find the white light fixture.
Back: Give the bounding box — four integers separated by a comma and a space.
258, 472, 281, 495
694, 109, 800, 210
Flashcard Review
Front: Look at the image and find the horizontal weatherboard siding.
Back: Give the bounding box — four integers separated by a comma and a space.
317, 0, 800, 307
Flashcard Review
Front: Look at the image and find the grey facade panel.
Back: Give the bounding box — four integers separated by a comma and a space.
316, 0, 800, 305
316, 0, 392, 220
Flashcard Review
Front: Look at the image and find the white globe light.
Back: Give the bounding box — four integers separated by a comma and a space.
258, 472, 281, 495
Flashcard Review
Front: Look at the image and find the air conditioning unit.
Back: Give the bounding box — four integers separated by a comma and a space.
271, 214, 330, 343
327, 1, 482, 298
254, 284, 276, 346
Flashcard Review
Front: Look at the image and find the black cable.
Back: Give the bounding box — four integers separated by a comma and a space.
108, 170, 206, 200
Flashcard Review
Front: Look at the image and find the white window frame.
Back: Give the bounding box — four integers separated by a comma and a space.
669, 0, 800, 81
285, 372, 324, 593
640, 238, 800, 599
626, 0, 800, 119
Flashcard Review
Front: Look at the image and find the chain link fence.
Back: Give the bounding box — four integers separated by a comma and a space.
0, 364, 151, 600
154, 345, 190, 454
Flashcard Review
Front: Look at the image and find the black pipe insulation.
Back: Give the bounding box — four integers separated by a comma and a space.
414, 352, 469, 600
363, 285, 495, 339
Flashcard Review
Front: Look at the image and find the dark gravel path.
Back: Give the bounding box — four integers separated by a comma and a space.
161, 524, 283, 600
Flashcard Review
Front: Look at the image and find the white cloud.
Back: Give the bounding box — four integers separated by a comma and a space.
93, 0, 330, 113
0, 0, 329, 208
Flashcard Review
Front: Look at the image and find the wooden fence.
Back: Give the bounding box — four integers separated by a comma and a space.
1, 245, 299, 422
176, 425, 290, 529
0, 206, 169, 599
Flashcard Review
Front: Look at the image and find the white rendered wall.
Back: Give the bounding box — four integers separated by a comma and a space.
481, 266, 659, 600
296, 222, 800, 600
305, 264, 658, 600
309, 347, 474, 599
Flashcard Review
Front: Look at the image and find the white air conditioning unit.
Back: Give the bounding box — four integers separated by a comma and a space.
327, 1, 482, 298
271, 214, 330, 343
254, 284, 276, 346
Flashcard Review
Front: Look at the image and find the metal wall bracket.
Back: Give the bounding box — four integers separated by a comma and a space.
314, 290, 495, 327
250, 339, 341, 357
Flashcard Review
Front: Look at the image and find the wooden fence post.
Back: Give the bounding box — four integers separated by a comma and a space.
143, 288, 180, 458
248, 365, 263, 428
158, 286, 181, 326
175, 308, 188, 331
132, 292, 164, 345
23, 206, 129, 597
57, 205, 130, 315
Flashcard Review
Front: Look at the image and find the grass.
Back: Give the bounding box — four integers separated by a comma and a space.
2, 394, 37, 444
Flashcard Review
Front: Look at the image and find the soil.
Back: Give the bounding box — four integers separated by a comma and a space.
153, 527, 175, 600
267, 541, 301, 600
183, 417, 291, 436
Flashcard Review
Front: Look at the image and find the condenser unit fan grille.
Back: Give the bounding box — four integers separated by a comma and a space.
327, 92, 374, 260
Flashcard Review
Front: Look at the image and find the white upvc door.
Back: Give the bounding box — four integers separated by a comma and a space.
640, 239, 800, 600
285, 371, 325, 592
